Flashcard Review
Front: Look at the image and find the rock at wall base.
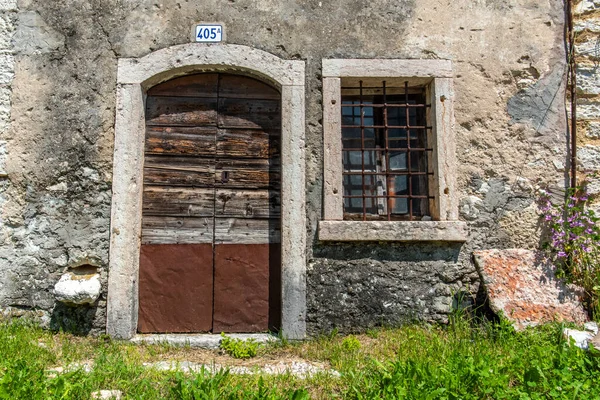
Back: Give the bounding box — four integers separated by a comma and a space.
564, 323, 600, 350
53, 271, 101, 305
473, 249, 588, 330
91, 390, 122, 400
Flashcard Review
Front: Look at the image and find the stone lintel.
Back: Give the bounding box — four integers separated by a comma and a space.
318, 220, 468, 242
117, 43, 305, 88
322, 59, 453, 79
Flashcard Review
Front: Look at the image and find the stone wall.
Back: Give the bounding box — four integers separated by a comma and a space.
575, 1, 600, 207
0, 0, 570, 335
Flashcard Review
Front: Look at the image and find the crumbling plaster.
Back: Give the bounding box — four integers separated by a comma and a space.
0, 0, 570, 333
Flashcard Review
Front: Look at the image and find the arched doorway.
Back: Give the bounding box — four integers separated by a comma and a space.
106, 43, 306, 340
137, 73, 281, 333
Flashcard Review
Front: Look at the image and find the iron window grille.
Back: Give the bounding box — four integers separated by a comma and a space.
341, 81, 434, 221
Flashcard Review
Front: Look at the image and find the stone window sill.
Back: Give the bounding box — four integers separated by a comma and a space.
318, 220, 468, 242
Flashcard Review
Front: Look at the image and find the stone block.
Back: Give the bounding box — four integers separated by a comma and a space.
54, 271, 101, 305
13, 11, 65, 55
473, 249, 588, 330
563, 328, 594, 349
575, 37, 600, 59
318, 220, 468, 242
577, 66, 600, 95
585, 120, 600, 138
0, 54, 14, 85
91, 390, 122, 400
576, 100, 600, 120
585, 174, 600, 195
578, 145, 600, 171
0, 14, 14, 50
585, 321, 599, 335
459, 195, 484, 221
0, 0, 16, 11
575, 17, 600, 32
575, 0, 600, 14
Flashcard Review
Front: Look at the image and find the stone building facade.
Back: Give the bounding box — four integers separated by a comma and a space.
0, 0, 587, 338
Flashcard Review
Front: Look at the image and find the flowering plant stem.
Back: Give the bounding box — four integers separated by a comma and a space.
539, 184, 600, 320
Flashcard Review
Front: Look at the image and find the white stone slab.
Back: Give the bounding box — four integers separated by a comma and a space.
131, 333, 277, 349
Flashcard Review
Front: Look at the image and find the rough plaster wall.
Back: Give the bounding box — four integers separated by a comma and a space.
0, 0, 569, 334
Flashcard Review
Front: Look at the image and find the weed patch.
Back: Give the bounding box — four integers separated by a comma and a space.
1, 319, 600, 399
220, 333, 259, 359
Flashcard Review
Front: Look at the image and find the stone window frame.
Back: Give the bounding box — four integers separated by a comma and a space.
320, 59, 467, 242
106, 43, 307, 340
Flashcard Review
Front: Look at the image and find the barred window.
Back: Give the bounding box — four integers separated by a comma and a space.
341, 81, 433, 221
320, 59, 466, 242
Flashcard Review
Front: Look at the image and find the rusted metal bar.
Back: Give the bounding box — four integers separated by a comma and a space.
342, 125, 431, 129
360, 80, 367, 220
405, 81, 413, 220
339, 103, 429, 108
567, 0, 577, 188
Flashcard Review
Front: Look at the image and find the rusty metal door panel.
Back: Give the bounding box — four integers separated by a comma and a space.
212, 243, 280, 332
138, 244, 213, 333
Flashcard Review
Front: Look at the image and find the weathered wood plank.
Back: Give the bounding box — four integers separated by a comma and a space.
218, 98, 280, 129
215, 189, 280, 218
216, 157, 279, 169
214, 217, 280, 244
144, 155, 215, 187
219, 74, 280, 100
146, 96, 218, 126
216, 158, 280, 189
141, 216, 214, 244
216, 129, 280, 159
143, 186, 215, 217
217, 169, 279, 190
147, 73, 219, 98
215, 168, 280, 190
145, 126, 216, 156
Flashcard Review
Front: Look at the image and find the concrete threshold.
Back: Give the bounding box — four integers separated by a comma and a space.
131, 333, 278, 349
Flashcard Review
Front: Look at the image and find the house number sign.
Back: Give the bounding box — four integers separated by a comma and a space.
195, 24, 223, 42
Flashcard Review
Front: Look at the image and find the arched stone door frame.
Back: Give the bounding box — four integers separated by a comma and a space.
106, 44, 306, 340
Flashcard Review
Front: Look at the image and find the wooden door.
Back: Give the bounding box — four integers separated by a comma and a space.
137, 73, 281, 333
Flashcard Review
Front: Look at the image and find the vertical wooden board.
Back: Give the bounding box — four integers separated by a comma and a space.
213, 244, 280, 332
148, 74, 219, 97
138, 244, 213, 333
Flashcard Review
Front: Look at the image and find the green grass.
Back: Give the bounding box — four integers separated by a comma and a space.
1, 317, 600, 399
